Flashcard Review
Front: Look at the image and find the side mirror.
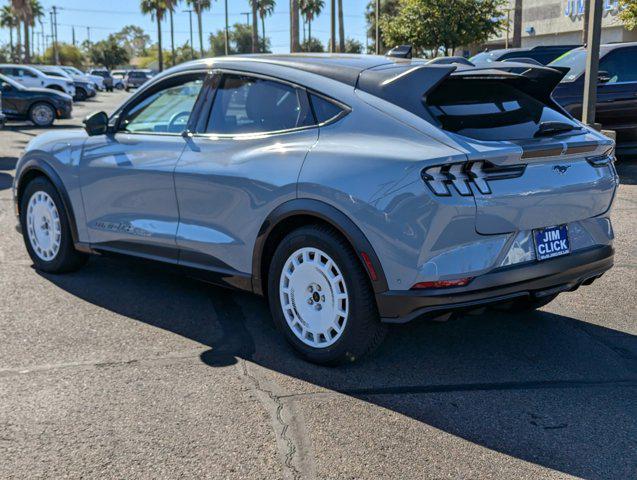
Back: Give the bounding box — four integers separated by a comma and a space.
598, 70, 612, 83
83, 111, 109, 136
1, 83, 12, 92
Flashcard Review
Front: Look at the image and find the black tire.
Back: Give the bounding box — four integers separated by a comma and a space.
267, 224, 386, 365
75, 87, 87, 101
28, 102, 56, 127
19, 177, 88, 274
493, 293, 559, 313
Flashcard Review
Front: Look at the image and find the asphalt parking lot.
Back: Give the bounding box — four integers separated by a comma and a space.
0, 90, 635, 479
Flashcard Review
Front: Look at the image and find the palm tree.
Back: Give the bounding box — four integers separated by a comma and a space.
165, 0, 179, 66
299, 0, 323, 50
255, 0, 275, 52
290, 0, 300, 52
11, 0, 31, 62
0, 5, 18, 61
337, 0, 344, 52
186, 0, 212, 58
140, 0, 166, 71
28, 0, 44, 59
251, 0, 258, 53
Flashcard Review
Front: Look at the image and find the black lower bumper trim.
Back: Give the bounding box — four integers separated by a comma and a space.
378, 245, 614, 323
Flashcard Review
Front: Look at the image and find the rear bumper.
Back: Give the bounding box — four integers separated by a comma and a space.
377, 245, 614, 323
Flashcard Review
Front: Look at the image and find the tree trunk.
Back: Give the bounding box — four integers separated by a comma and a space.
330, 0, 336, 53
170, 9, 175, 66
512, 0, 522, 48
337, 0, 344, 53
9, 26, 14, 61
197, 10, 204, 57
308, 20, 311, 44
261, 15, 266, 52
24, 21, 31, 63
251, 0, 258, 53
157, 14, 163, 72
290, 0, 300, 52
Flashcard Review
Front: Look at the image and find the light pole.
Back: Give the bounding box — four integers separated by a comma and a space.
582, 0, 603, 127
224, 0, 229, 56
184, 9, 195, 60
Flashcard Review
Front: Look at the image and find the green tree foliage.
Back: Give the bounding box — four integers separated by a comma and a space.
42, 43, 84, 67
344, 37, 363, 53
620, 0, 637, 30
88, 35, 131, 69
380, 0, 505, 56
301, 37, 325, 52
365, 0, 399, 53
208, 23, 271, 56
112, 25, 152, 58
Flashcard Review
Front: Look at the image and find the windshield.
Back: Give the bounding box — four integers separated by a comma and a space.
469, 51, 502, 63
549, 49, 587, 82
0, 73, 24, 90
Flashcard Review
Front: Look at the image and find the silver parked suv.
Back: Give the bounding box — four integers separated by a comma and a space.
13, 54, 618, 364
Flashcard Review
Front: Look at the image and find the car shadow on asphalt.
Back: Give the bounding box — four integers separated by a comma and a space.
38, 255, 637, 480
617, 160, 637, 186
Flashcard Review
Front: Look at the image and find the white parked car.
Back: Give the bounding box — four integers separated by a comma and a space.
0, 64, 75, 97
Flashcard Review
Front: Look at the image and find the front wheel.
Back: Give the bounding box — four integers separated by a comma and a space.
268, 225, 386, 365
20, 177, 88, 273
29, 102, 55, 127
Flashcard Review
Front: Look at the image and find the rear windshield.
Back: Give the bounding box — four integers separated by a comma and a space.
426, 79, 577, 141
549, 49, 587, 82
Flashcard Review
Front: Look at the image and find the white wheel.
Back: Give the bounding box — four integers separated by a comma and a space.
279, 247, 349, 348
26, 191, 62, 261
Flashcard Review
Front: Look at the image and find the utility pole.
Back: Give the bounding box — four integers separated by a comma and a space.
582, 0, 603, 126
50, 8, 59, 65
170, 9, 175, 66
330, 0, 336, 53
375, 0, 380, 54
241, 12, 250, 25
224, 0, 229, 55
184, 9, 194, 59
512, 0, 522, 48
338, 0, 344, 53
86, 26, 91, 43
72, 26, 76, 47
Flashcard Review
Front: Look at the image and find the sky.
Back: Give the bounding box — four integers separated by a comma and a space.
0, 0, 371, 55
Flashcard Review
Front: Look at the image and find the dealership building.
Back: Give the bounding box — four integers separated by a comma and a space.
486, 0, 637, 49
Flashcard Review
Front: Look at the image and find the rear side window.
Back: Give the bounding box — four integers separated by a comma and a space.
205, 74, 313, 134
427, 80, 577, 141
310, 94, 345, 124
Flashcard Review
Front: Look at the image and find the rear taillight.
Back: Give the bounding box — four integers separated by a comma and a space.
422, 161, 525, 197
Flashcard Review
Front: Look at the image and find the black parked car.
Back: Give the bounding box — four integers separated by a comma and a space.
0, 74, 73, 127
550, 42, 637, 156
471, 45, 580, 65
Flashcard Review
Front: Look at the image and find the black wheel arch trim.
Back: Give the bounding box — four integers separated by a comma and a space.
251, 198, 389, 296
16, 157, 80, 245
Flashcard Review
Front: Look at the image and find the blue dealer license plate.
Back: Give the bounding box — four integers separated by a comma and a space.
533, 225, 570, 261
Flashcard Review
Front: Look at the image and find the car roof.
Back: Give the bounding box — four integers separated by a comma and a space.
171, 54, 430, 86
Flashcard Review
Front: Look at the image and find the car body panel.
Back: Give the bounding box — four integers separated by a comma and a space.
79, 133, 187, 255
13, 55, 618, 321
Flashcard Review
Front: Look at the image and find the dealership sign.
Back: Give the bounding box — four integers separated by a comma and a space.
564, 0, 620, 18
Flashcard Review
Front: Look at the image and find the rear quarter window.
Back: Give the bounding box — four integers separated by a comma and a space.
309, 94, 346, 124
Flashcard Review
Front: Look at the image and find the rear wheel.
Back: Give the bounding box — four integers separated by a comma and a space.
29, 103, 56, 127
268, 225, 386, 365
20, 177, 88, 273
75, 87, 87, 101
493, 293, 559, 313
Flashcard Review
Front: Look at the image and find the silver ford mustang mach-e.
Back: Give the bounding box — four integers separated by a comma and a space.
13, 54, 618, 364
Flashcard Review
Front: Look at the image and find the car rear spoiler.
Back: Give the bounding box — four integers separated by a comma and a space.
356, 61, 570, 123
